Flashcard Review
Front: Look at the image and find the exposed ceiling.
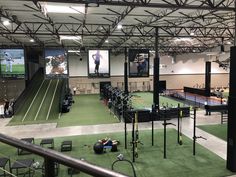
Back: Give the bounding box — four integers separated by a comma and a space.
0, 0, 234, 54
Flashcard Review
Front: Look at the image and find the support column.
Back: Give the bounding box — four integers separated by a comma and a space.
205, 61, 211, 97
124, 47, 128, 94
227, 46, 236, 172
153, 27, 160, 110
44, 158, 55, 177
151, 27, 160, 146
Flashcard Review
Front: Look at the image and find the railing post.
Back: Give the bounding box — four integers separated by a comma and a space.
44, 158, 55, 177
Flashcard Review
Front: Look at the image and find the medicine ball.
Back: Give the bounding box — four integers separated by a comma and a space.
93, 142, 104, 154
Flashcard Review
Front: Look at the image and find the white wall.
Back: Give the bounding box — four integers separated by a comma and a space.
68, 53, 87, 76
158, 53, 228, 75
68, 53, 125, 76
68, 52, 229, 76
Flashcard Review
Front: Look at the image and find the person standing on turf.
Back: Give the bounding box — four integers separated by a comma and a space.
73, 87, 77, 95
4, 52, 13, 73
92, 50, 103, 75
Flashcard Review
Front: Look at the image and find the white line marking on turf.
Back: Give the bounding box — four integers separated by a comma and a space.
34, 79, 52, 121
0, 167, 17, 177
22, 80, 45, 122
46, 79, 59, 120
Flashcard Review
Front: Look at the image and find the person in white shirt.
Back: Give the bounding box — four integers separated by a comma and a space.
4, 52, 13, 72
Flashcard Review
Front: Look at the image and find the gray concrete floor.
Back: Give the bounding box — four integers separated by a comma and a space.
0, 110, 227, 160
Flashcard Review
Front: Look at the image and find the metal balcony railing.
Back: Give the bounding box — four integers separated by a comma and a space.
0, 133, 129, 177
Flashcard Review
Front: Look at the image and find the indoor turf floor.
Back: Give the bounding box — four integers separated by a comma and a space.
197, 124, 227, 141
57, 94, 119, 127
132, 92, 186, 109
0, 129, 233, 177
10, 92, 187, 127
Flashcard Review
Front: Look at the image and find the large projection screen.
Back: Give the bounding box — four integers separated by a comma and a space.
129, 49, 149, 77
88, 50, 110, 77
0, 49, 25, 78
45, 49, 68, 78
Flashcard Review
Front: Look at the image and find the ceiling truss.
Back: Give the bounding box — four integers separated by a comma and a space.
0, 0, 235, 54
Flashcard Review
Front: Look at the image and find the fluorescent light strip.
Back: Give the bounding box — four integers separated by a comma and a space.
68, 50, 80, 53
41, 4, 85, 14
60, 35, 81, 40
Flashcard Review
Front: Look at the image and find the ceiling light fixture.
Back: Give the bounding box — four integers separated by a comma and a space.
86, 0, 99, 7
105, 39, 109, 43
30, 39, 35, 42
175, 38, 192, 42
190, 32, 195, 36
60, 35, 81, 40
117, 24, 123, 29
68, 50, 81, 53
41, 4, 85, 14
3, 20, 10, 26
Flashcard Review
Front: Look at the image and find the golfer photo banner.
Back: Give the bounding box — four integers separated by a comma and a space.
0, 49, 25, 78
88, 49, 110, 78
44, 48, 68, 78
129, 49, 149, 77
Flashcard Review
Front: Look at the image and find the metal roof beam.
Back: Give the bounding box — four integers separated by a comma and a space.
0, 7, 43, 46
1, 31, 232, 39
0, 27, 24, 46
97, 5, 135, 47
32, 1, 63, 47
26, 0, 235, 11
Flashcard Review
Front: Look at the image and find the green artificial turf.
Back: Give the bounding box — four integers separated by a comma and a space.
197, 124, 227, 141
1, 64, 25, 74
10, 91, 189, 126
0, 129, 233, 177
132, 92, 185, 109
9, 79, 61, 125
57, 94, 119, 127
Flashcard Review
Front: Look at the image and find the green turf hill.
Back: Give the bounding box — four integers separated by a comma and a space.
10, 75, 64, 125
13, 69, 44, 118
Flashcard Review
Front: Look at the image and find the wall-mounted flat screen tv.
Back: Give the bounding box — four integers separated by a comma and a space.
0, 49, 25, 78
129, 49, 149, 77
44, 48, 68, 78
88, 49, 110, 77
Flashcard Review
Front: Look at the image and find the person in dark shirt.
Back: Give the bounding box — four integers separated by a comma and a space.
134, 53, 147, 76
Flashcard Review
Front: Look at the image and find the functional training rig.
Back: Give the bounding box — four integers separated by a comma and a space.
191, 107, 207, 155
102, 84, 132, 120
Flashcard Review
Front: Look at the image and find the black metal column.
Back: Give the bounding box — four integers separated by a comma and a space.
124, 47, 128, 94
177, 103, 180, 144
205, 61, 211, 97
152, 27, 160, 146
227, 46, 236, 172
132, 117, 135, 162
124, 116, 127, 149
193, 108, 196, 156
153, 27, 160, 110
44, 158, 55, 177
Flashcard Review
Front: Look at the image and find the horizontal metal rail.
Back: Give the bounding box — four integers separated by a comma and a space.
0, 133, 129, 177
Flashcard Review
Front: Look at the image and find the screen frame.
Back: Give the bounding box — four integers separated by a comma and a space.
44, 48, 69, 79
128, 48, 150, 78
87, 49, 110, 78
0, 48, 26, 79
